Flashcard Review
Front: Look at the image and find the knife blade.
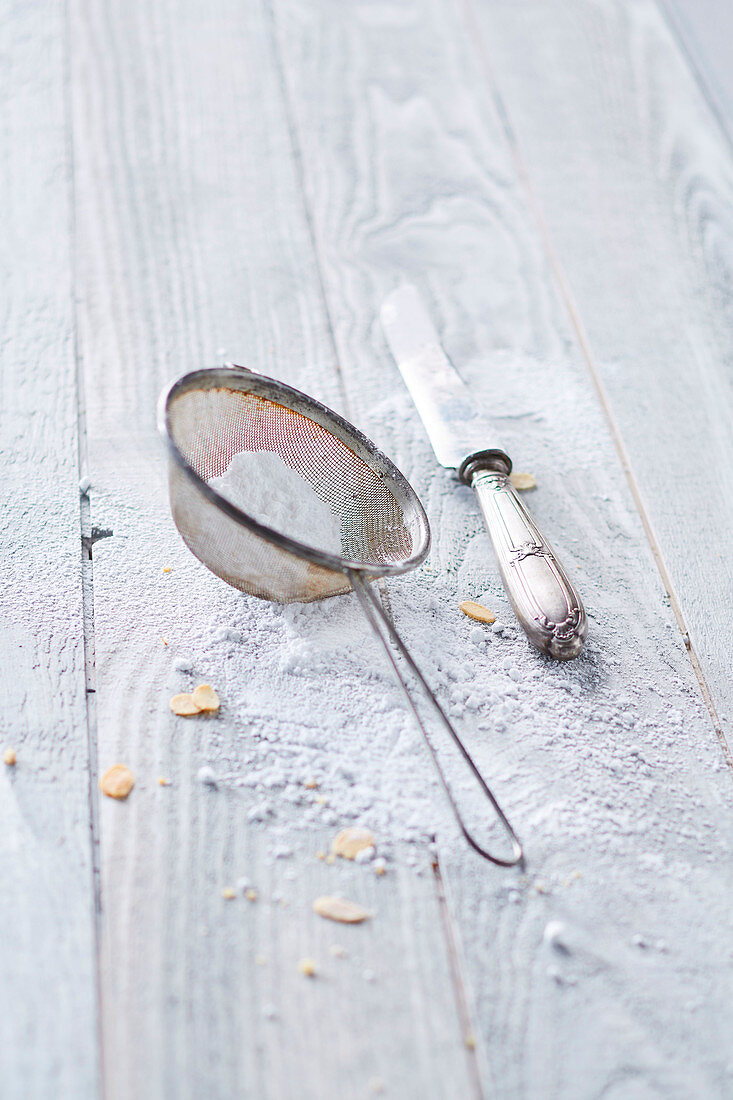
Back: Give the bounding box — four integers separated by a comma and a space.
380, 284, 587, 661
380, 285, 510, 470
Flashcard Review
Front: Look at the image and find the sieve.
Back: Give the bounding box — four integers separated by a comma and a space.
158, 366, 523, 866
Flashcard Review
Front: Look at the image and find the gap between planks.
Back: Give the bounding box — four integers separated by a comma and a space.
264, 0, 350, 417
65, 0, 106, 1087
459, 0, 732, 769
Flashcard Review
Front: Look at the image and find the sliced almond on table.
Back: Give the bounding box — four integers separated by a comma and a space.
298, 957, 317, 977
100, 764, 135, 800
3, 747, 16, 766
459, 600, 496, 624
509, 471, 536, 491
192, 683, 220, 713
314, 895, 371, 924
331, 826, 375, 860
169, 693, 201, 716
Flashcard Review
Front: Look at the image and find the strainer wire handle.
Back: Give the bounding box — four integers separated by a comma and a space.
348, 571, 524, 868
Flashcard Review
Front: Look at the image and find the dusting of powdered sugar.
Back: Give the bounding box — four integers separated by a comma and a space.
208, 450, 342, 555
137, 383, 729, 880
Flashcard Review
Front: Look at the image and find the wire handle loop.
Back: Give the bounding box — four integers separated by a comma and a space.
349, 571, 524, 868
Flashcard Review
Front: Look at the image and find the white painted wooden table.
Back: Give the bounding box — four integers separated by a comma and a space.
3, 1, 732, 1097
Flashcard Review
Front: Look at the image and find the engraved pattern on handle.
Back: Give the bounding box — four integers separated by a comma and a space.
471, 470, 587, 660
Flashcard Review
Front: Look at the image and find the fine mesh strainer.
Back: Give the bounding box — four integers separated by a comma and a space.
159, 366, 522, 866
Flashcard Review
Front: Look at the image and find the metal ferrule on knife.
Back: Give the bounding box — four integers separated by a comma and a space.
381, 285, 587, 661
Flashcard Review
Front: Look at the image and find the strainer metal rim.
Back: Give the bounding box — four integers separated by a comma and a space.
157, 366, 431, 578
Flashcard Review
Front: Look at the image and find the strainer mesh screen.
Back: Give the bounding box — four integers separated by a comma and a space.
167, 385, 417, 603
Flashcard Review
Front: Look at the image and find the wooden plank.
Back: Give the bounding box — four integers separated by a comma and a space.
463, 0, 733, 738
661, 0, 733, 143
0, 1, 99, 1096
270, 0, 733, 1094
69, 0, 479, 1095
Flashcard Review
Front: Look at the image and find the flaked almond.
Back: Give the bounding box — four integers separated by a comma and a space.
192, 683, 220, 713
169, 693, 201, 716
332, 826, 375, 860
3, 747, 16, 766
298, 957, 317, 977
509, 471, 536, 491
460, 600, 496, 624
100, 764, 135, 800
314, 895, 371, 924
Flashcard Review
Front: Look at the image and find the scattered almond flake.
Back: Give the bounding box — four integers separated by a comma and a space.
221, 887, 236, 900
303, 778, 319, 790
465, 1033, 477, 1050
170, 693, 201, 717
162, 566, 172, 573
325, 853, 336, 865
158, 776, 171, 786
314, 895, 371, 924
298, 957, 317, 978
3, 748, 17, 766
315, 850, 326, 861
459, 600, 496, 625
100, 764, 135, 800
509, 471, 536, 491
332, 827, 375, 860
255, 954, 267, 966
373, 858, 387, 876
245, 888, 258, 902
329, 944, 347, 958
192, 683, 220, 713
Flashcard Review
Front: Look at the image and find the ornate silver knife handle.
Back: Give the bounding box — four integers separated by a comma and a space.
459, 451, 587, 660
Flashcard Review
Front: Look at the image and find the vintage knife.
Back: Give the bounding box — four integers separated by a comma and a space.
380, 285, 587, 660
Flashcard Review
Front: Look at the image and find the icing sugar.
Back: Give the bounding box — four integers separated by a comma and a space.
209, 451, 342, 555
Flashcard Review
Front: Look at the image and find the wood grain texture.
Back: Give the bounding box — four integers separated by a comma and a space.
661, 0, 733, 143
0, 2, 98, 1096
69, 0, 479, 1094
464, 0, 733, 736
271, 0, 733, 1095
